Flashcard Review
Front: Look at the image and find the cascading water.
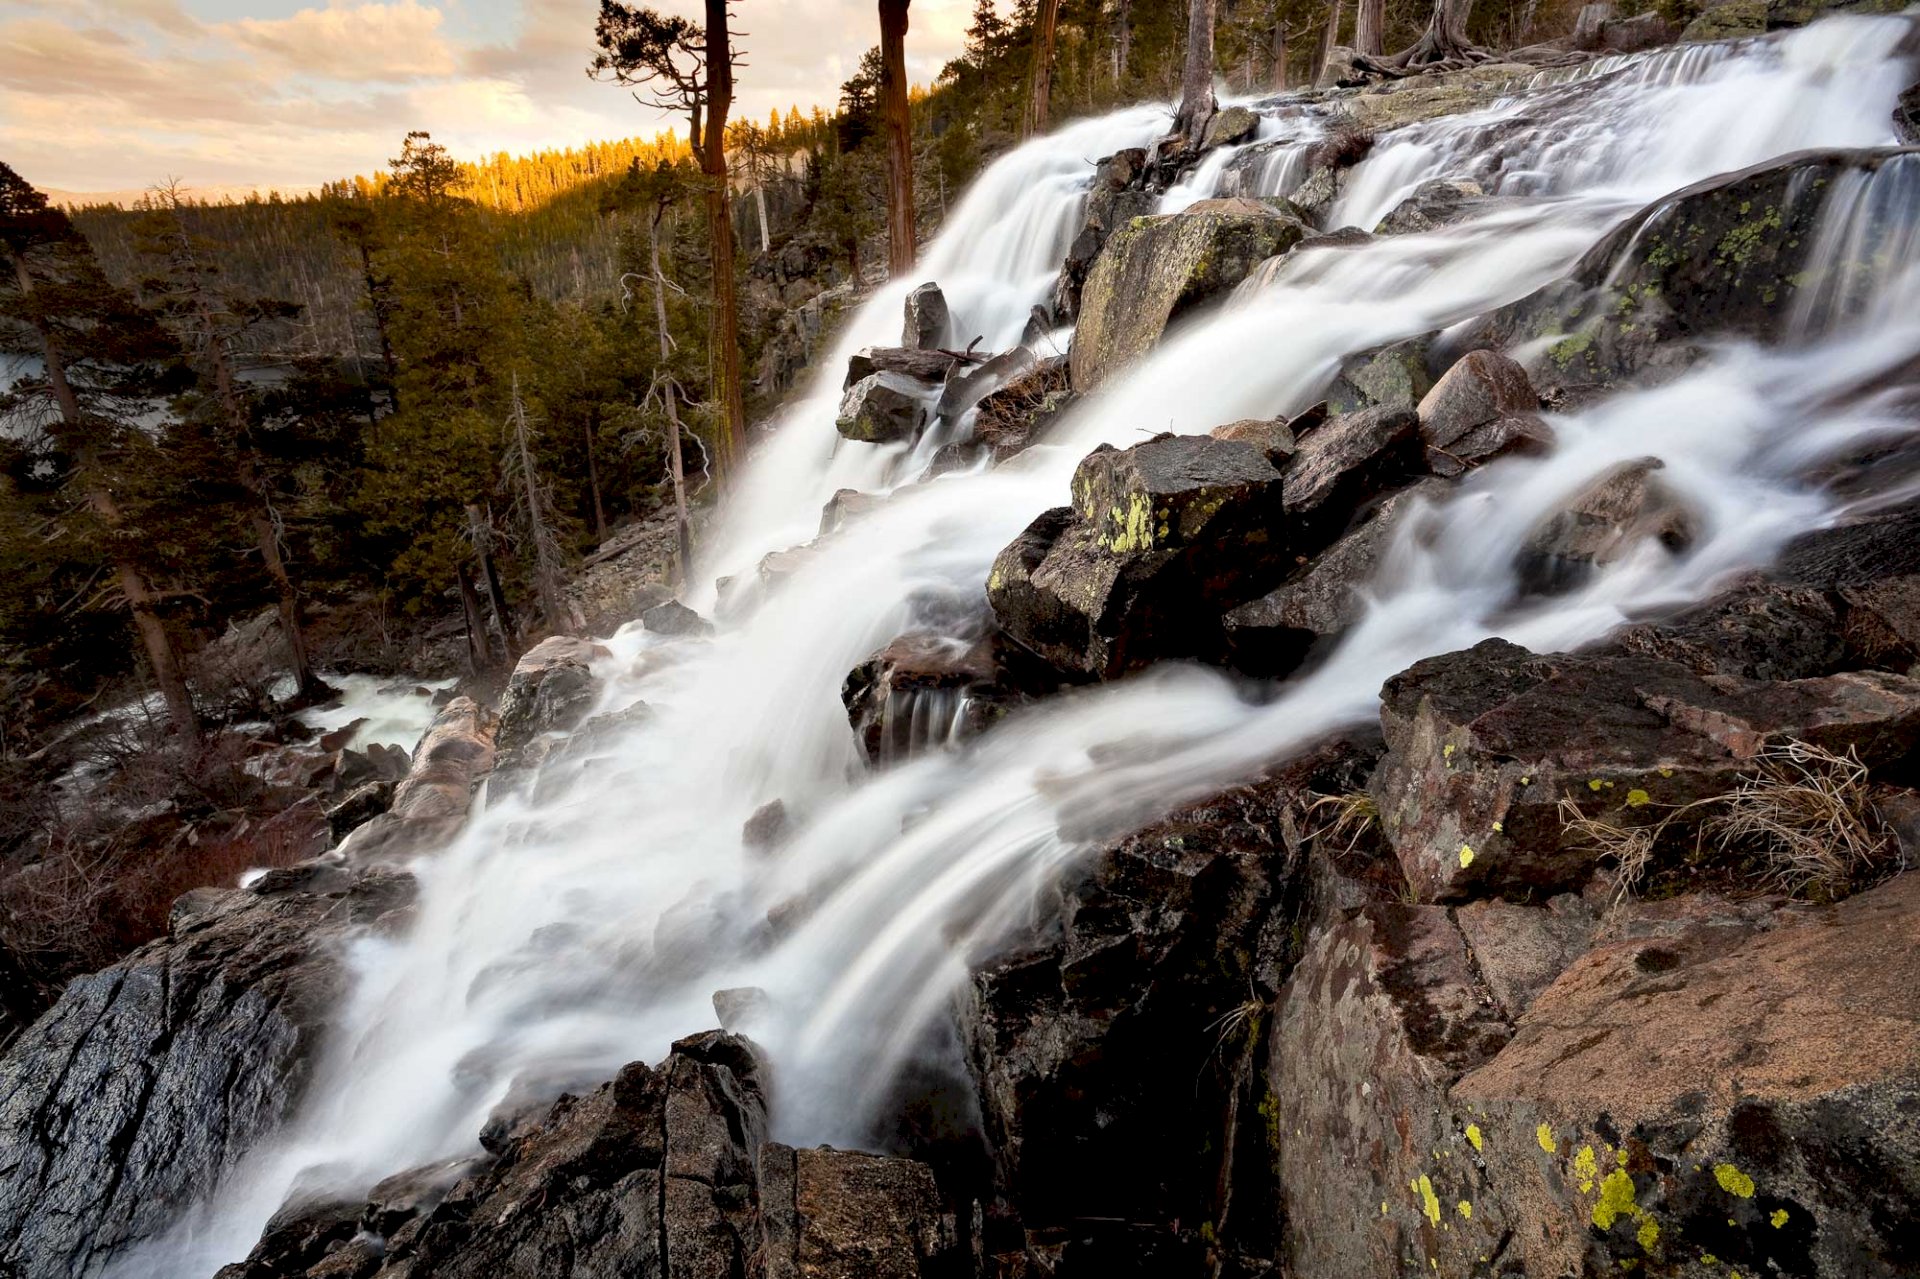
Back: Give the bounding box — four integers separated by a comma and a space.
139, 17, 1919, 1275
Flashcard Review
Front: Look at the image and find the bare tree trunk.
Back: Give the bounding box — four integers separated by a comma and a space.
1367, 0, 1485, 69
467, 502, 515, 658
879, 0, 918, 273
584, 409, 608, 541
701, 0, 748, 474
1319, 0, 1345, 78
1115, 0, 1132, 85
1173, 0, 1218, 144
754, 181, 772, 253
1355, 0, 1385, 55
1024, 0, 1063, 138
456, 562, 491, 672
507, 372, 567, 634
1271, 21, 1289, 88
650, 210, 693, 584
7, 250, 195, 738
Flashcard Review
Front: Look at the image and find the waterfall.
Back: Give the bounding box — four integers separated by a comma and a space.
139, 17, 1919, 1275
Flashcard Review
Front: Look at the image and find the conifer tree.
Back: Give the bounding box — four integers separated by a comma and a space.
878, 0, 917, 272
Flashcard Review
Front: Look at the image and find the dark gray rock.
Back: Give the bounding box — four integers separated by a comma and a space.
1514, 457, 1696, 594
902, 282, 950, 350
838, 371, 936, 445
1325, 333, 1438, 414
1281, 404, 1425, 529
642, 599, 715, 637
1372, 178, 1486, 236
0, 864, 416, 1278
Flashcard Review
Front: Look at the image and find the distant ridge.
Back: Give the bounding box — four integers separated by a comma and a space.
43, 184, 324, 210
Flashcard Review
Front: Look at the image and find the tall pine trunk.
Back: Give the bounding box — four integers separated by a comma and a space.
1271, 22, 1290, 88
1355, 0, 1385, 55
1115, 0, 1132, 86
701, 0, 748, 473
506, 372, 568, 634
1319, 0, 1346, 78
650, 210, 693, 584
1024, 0, 1062, 138
8, 252, 195, 738
879, 0, 917, 273
1173, 0, 1218, 145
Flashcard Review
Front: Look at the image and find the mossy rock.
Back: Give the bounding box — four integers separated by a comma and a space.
1071, 200, 1311, 390
1679, 0, 1766, 40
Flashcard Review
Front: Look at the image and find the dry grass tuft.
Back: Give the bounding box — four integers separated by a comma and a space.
1557, 796, 1663, 906
1302, 790, 1379, 855
1707, 741, 1897, 901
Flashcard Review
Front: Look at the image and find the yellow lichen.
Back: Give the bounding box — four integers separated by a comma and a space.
1626, 789, 1651, 808
1770, 1208, 1789, 1228
1465, 1123, 1484, 1152
1459, 845, 1475, 868
1637, 1217, 1660, 1251
1714, 1163, 1756, 1198
1492, 821, 1503, 832
1458, 1200, 1472, 1219
1381, 1201, 1389, 1215
1537, 1123, 1558, 1154
1418, 1175, 1442, 1226
1589, 779, 1605, 792
1573, 1145, 1599, 1193
1593, 1169, 1638, 1230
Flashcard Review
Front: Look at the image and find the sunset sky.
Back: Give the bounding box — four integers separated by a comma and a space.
0, 0, 975, 197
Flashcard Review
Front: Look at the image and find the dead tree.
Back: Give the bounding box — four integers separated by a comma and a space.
501, 372, 570, 635
1357, 0, 1489, 72
1173, 0, 1219, 145
879, 0, 917, 271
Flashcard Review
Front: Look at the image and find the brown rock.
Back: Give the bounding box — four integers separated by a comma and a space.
1515, 457, 1696, 594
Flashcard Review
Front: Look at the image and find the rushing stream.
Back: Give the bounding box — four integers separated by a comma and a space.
142, 17, 1919, 1274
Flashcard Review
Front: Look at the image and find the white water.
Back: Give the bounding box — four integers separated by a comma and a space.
135, 18, 1920, 1275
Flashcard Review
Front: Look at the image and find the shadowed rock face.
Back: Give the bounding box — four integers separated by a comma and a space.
0, 863, 416, 1279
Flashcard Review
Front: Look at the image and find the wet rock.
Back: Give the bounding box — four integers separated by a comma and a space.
1605, 579, 1844, 681
1681, 0, 1767, 38
820, 488, 888, 536
742, 800, 789, 852
341, 697, 498, 859
1326, 333, 1438, 414
903, 282, 950, 350
1072, 199, 1310, 390
1223, 480, 1448, 677
935, 346, 1037, 422
0, 865, 416, 1278
839, 371, 937, 445
1053, 148, 1155, 321
1281, 405, 1425, 530
1896, 81, 1920, 145
963, 775, 1326, 1272
1839, 575, 1920, 672
495, 636, 607, 759
843, 633, 1015, 764
1515, 458, 1696, 594
1483, 148, 1920, 396
1370, 637, 1920, 901
1373, 178, 1486, 236
1416, 349, 1541, 474
1451, 869, 1920, 1279
711, 986, 770, 1032
987, 435, 1291, 679
325, 779, 394, 843
643, 599, 715, 636
1202, 104, 1260, 150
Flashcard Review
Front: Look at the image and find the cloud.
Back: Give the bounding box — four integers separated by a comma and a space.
220, 0, 458, 81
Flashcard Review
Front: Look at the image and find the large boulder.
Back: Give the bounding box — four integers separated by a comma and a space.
902, 282, 950, 350
0, 863, 416, 1278
1373, 178, 1486, 236
1071, 199, 1310, 390
1481, 149, 1920, 396
494, 636, 607, 762
1281, 405, 1424, 529
1053, 148, 1155, 321
841, 633, 1018, 764
1326, 334, 1438, 414
1369, 638, 1920, 902
986, 435, 1290, 679
339, 696, 498, 858
1415, 349, 1547, 477
838, 371, 937, 445
1514, 458, 1696, 594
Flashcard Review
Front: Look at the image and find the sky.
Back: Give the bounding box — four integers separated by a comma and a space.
0, 0, 976, 198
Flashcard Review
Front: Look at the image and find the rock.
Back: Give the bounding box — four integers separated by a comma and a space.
935, 345, 1037, 422
1223, 480, 1449, 676
1605, 579, 1844, 681
1451, 896, 1599, 1018
1681, 0, 1767, 38
820, 488, 887, 536
1571, 0, 1616, 48
1370, 637, 1920, 902
1416, 349, 1539, 467
902, 282, 949, 350
1071, 199, 1310, 390
987, 435, 1291, 679
1598, 9, 1674, 51
1896, 82, 1920, 145
838, 371, 936, 445
0, 864, 415, 1278
1515, 458, 1696, 594
1326, 334, 1437, 414
340, 697, 497, 859
1373, 178, 1486, 236
1208, 416, 1297, 463
760, 1144, 961, 1279
1840, 575, 1920, 672
1053, 148, 1155, 321
1281, 405, 1425, 530
643, 599, 715, 636
742, 799, 789, 851
845, 345, 959, 388
711, 986, 770, 1031
1315, 44, 1365, 88
495, 636, 607, 759
962, 774, 1326, 1271
1482, 149, 1919, 396
1341, 62, 1538, 134
1202, 104, 1260, 150
1268, 901, 1516, 1279
842, 634, 1014, 764
1450, 869, 1920, 1279
325, 779, 394, 843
